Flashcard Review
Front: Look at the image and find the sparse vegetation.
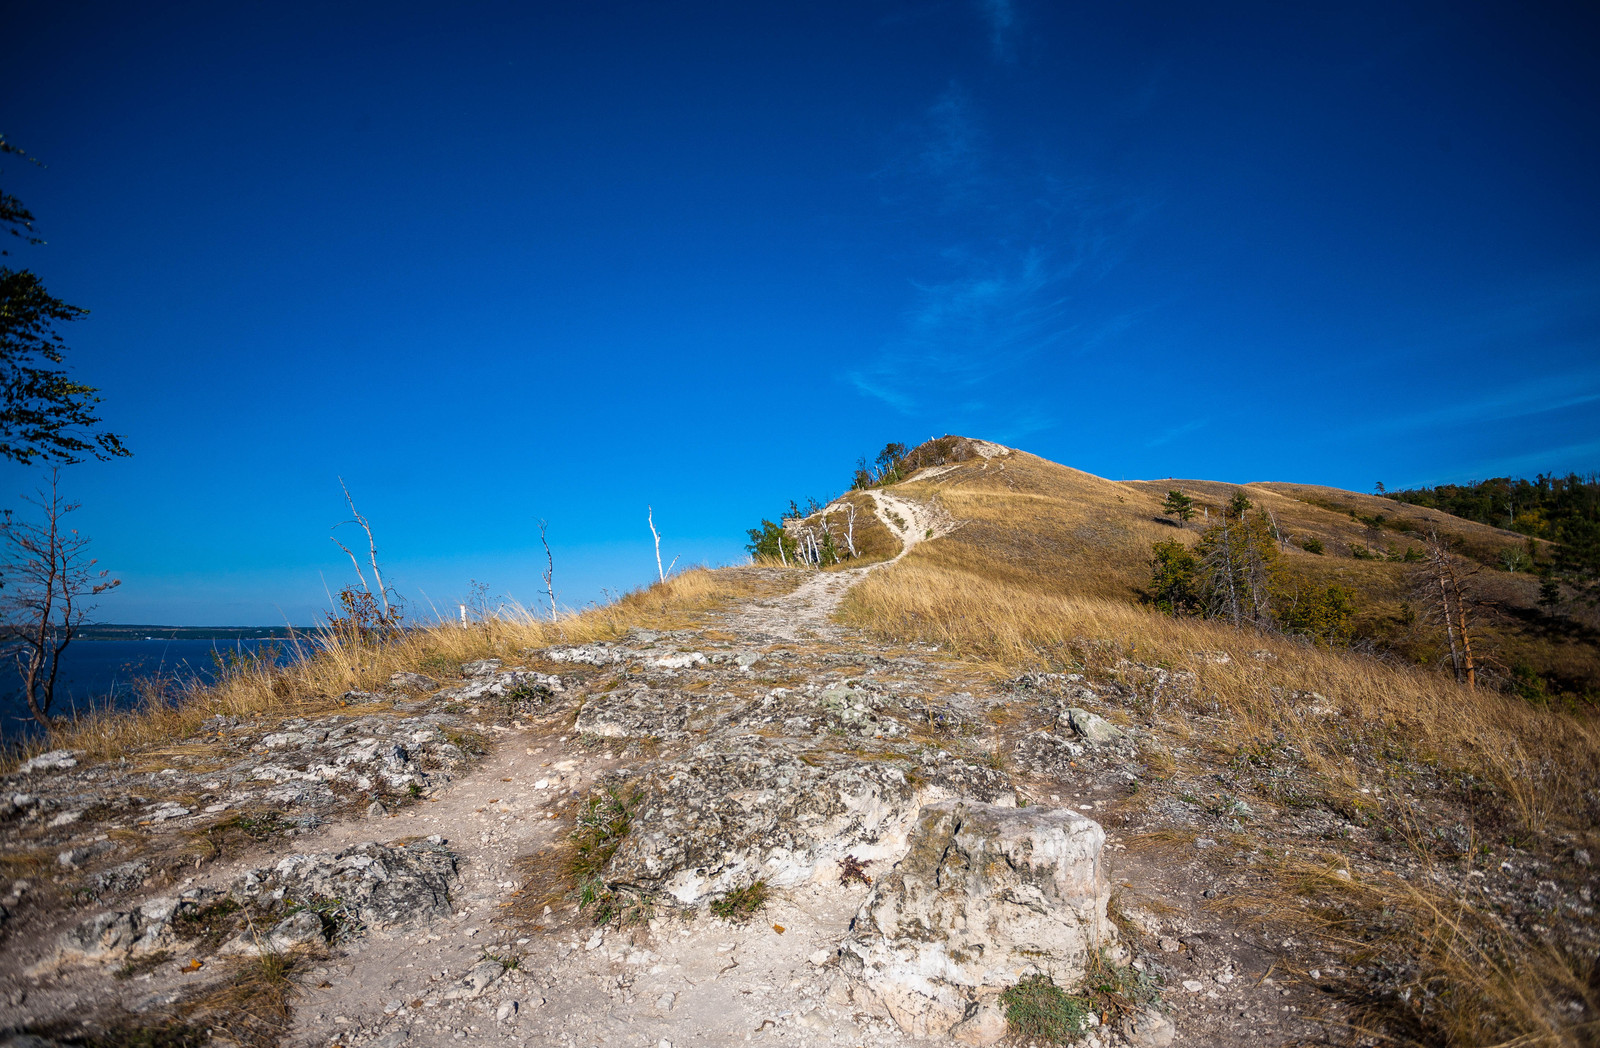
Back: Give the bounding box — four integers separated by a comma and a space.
709, 880, 769, 921
4, 566, 781, 768
838, 441, 1600, 1045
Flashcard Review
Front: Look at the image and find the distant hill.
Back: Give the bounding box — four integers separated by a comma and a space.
781, 435, 1598, 703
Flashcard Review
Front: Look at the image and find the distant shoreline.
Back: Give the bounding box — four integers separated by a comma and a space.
73, 625, 314, 642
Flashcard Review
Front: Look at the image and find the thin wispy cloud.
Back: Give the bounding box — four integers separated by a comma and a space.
852, 85, 1153, 415
976, 0, 1017, 61
1146, 418, 1209, 448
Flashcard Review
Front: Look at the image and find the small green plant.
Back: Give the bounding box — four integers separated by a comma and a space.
114, 949, 173, 980
710, 880, 769, 921
172, 898, 243, 950
1000, 973, 1088, 1043
480, 949, 521, 970
1301, 536, 1324, 555
418, 652, 459, 677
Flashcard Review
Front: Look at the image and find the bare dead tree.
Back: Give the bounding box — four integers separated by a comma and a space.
332, 478, 397, 621
0, 469, 119, 727
1414, 527, 1479, 688
538, 519, 557, 621
843, 502, 858, 557
648, 505, 666, 582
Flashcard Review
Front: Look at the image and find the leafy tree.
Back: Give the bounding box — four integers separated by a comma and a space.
1279, 584, 1357, 645
1387, 471, 1600, 603
745, 519, 796, 563
0, 136, 128, 466
1147, 540, 1200, 614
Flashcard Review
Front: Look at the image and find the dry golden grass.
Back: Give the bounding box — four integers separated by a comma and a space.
839, 445, 1600, 1045
9, 567, 787, 770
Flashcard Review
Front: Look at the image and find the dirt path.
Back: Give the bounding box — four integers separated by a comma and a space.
4, 488, 1329, 1048
736, 489, 952, 642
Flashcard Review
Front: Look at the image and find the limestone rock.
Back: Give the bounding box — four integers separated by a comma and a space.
574, 686, 689, 739
950, 1003, 1009, 1045
841, 801, 1114, 1039
1066, 707, 1124, 743
543, 643, 621, 666
606, 743, 920, 903
17, 750, 80, 774
1123, 1006, 1176, 1047
233, 839, 458, 930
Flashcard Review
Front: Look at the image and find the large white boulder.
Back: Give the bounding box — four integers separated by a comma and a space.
840, 800, 1115, 1039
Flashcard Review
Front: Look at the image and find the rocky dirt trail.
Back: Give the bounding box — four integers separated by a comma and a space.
3, 492, 1336, 1048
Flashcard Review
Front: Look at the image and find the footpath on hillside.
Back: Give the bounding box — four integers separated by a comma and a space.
1, 491, 1333, 1048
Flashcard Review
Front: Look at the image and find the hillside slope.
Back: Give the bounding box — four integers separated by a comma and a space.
2, 439, 1596, 1048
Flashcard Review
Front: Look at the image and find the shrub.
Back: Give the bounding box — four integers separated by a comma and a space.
1000, 973, 1087, 1043
709, 880, 769, 921
1146, 540, 1200, 615
1302, 536, 1324, 555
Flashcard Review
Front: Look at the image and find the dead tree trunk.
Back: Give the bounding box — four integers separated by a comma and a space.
1, 469, 120, 728
539, 519, 557, 621
334, 479, 394, 621
648, 506, 665, 583
1419, 528, 1477, 688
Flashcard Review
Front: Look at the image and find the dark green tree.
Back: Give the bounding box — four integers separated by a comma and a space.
1147, 539, 1200, 614
1161, 490, 1195, 523
0, 136, 128, 466
1226, 489, 1253, 520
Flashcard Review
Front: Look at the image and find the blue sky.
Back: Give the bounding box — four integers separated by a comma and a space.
3, 0, 1597, 624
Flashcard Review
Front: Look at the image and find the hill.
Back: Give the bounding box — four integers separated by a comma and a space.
1, 437, 1596, 1048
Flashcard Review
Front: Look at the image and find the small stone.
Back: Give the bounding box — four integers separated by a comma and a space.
1158, 937, 1181, 953
1066, 708, 1123, 743
950, 1003, 1008, 1045
1182, 979, 1203, 992
656, 992, 676, 1011
384, 999, 403, 1014
367, 801, 387, 818
1123, 1006, 1176, 1048
495, 1000, 518, 1022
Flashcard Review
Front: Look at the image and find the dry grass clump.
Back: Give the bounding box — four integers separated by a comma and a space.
839, 557, 1600, 1044
1222, 851, 1599, 1048
11, 567, 784, 769
840, 560, 1598, 835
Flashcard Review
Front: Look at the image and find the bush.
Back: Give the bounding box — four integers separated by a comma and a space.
1146, 540, 1200, 615
1000, 974, 1087, 1043
1301, 536, 1325, 555
1279, 584, 1357, 645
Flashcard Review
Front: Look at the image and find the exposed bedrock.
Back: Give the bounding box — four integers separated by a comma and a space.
840, 800, 1115, 1040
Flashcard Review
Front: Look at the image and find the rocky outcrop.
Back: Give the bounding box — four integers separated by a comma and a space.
841, 801, 1114, 1040
606, 743, 921, 904
48, 838, 457, 968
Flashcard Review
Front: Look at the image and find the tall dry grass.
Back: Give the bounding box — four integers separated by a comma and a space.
12, 567, 783, 768
839, 558, 1600, 1045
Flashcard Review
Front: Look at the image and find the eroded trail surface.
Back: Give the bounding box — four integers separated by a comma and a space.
3, 497, 1332, 1048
